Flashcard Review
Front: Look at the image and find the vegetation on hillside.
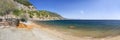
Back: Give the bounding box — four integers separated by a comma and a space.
28, 10, 63, 18
14, 0, 32, 6
0, 0, 16, 16
13, 9, 24, 17
0, 0, 63, 20
12, 9, 63, 19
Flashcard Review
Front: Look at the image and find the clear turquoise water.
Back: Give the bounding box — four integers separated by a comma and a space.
35, 20, 120, 38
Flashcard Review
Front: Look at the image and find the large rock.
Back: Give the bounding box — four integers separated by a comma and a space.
6, 18, 20, 26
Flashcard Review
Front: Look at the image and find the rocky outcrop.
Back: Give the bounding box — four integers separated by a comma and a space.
0, 18, 19, 26
13, 0, 64, 20
0, 0, 64, 27
14, 0, 36, 11
0, 0, 64, 21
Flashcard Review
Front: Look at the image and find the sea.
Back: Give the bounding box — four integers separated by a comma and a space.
34, 20, 120, 38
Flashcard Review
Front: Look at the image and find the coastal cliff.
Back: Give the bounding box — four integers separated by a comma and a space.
0, 0, 64, 20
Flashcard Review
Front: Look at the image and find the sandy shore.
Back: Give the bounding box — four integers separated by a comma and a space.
0, 22, 120, 40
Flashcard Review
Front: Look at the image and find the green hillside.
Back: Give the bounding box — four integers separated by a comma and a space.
0, 0, 64, 20
28, 10, 63, 18
14, 0, 32, 6
12, 9, 63, 19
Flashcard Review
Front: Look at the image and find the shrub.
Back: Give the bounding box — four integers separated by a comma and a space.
14, 0, 32, 6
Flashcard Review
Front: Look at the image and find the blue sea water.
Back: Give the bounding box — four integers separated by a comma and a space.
35, 20, 120, 38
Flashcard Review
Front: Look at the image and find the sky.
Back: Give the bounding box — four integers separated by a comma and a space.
29, 0, 120, 19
